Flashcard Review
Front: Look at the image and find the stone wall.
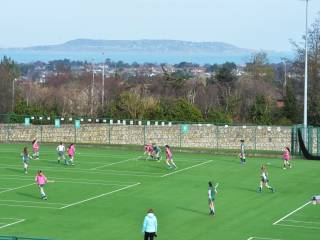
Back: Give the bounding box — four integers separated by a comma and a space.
0, 123, 299, 152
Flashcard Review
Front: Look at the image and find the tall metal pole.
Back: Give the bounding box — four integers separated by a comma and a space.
102, 52, 105, 109
281, 58, 287, 96
303, 0, 309, 140
284, 61, 287, 89
91, 60, 95, 116
12, 78, 15, 112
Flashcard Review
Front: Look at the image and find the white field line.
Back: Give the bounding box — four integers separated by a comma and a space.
283, 219, 320, 225
0, 199, 67, 206
0, 219, 25, 229
275, 223, 320, 230
37, 159, 123, 165
0, 175, 138, 185
52, 180, 128, 186
0, 183, 34, 194
76, 153, 135, 158
0, 165, 161, 178
0, 177, 129, 187
0, 162, 163, 175
173, 158, 217, 163
161, 160, 213, 177
1, 149, 217, 161
60, 182, 141, 209
273, 201, 311, 225
0, 149, 135, 158
0, 203, 60, 209
0, 158, 117, 165
247, 237, 282, 240
90, 157, 140, 170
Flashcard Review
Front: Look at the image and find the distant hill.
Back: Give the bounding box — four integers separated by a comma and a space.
29, 39, 251, 53
0, 39, 292, 64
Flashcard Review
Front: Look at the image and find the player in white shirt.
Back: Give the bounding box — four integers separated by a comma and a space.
258, 165, 274, 193
208, 181, 218, 216
56, 142, 66, 164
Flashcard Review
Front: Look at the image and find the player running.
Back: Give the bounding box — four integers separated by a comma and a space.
32, 139, 40, 160
239, 139, 246, 164
56, 142, 66, 164
21, 147, 31, 174
208, 181, 218, 216
283, 147, 291, 169
67, 143, 75, 165
258, 165, 274, 193
165, 145, 177, 169
35, 170, 48, 200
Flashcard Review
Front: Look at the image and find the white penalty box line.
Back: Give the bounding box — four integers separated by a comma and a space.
0, 176, 135, 187
272, 201, 320, 230
60, 182, 141, 209
90, 156, 141, 170
247, 237, 283, 240
0, 183, 35, 194
0, 218, 26, 229
273, 201, 311, 225
0, 183, 141, 210
160, 160, 213, 177
0, 178, 141, 209
0, 163, 161, 177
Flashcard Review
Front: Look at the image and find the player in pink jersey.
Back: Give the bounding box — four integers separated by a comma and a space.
67, 143, 76, 165
283, 147, 291, 169
35, 170, 48, 200
165, 145, 177, 169
144, 143, 153, 160
32, 139, 40, 160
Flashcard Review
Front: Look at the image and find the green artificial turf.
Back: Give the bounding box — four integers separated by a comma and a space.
0, 143, 319, 240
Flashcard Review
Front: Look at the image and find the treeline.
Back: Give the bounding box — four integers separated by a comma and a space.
1, 15, 320, 125
0, 55, 294, 125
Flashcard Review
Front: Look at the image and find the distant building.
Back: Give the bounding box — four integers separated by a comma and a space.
276, 98, 284, 108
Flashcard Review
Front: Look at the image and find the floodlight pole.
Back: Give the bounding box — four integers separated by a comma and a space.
91, 60, 95, 116
281, 58, 287, 96
303, 0, 309, 141
102, 52, 105, 109
12, 78, 16, 112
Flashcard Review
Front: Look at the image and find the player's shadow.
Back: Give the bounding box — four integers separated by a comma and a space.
176, 206, 208, 216
262, 164, 280, 170
44, 160, 61, 165
236, 186, 259, 193
16, 191, 39, 200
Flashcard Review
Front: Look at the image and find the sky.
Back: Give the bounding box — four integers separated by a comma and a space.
0, 0, 319, 51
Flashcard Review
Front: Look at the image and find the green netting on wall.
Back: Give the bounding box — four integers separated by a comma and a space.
291, 125, 320, 156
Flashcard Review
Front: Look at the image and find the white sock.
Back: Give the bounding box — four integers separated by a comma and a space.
40, 188, 45, 196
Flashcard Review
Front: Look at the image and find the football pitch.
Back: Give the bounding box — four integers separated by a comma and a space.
0, 143, 319, 240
